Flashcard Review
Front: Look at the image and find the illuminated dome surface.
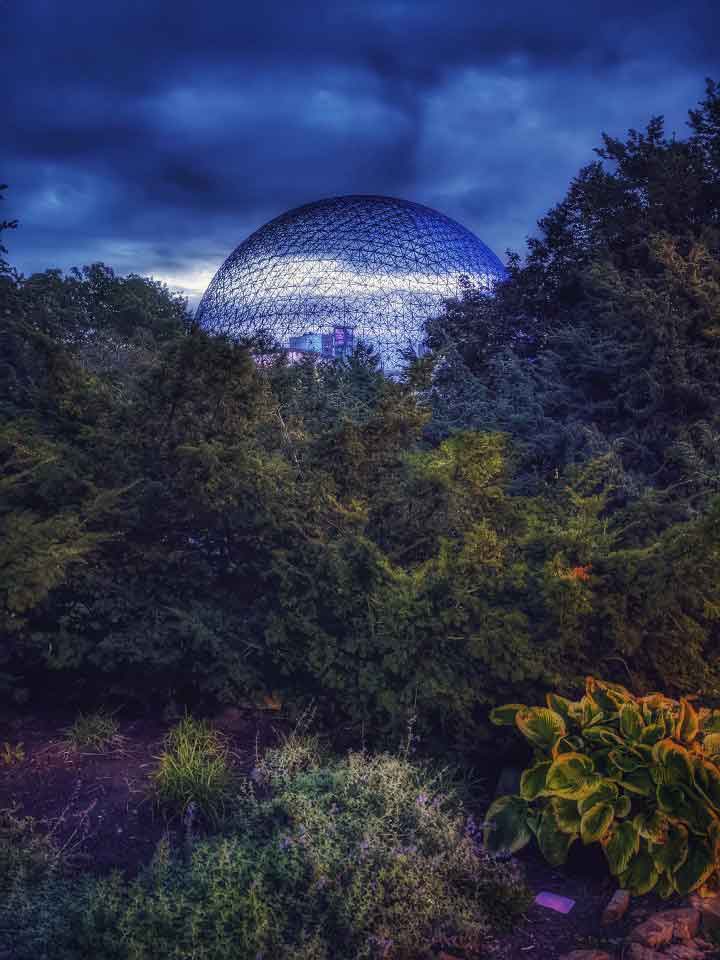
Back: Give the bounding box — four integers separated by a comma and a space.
196, 195, 506, 368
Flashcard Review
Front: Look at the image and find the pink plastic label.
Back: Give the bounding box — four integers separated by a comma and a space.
534, 891, 576, 914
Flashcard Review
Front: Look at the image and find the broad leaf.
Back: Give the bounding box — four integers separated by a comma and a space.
676, 698, 700, 743
702, 733, 720, 758
490, 703, 527, 727
583, 726, 624, 747
652, 739, 694, 786
483, 795, 531, 854
657, 783, 718, 836
602, 819, 640, 875
608, 750, 640, 774
649, 821, 688, 874
537, 804, 577, 866
579, 695, 604, 728
633, 810, 668, 843
520, 761, 552, 801
621, 849, 659, 895
516, 707, 566, 750
693, 756, 720, 809
700, 709, 720, 734
619, 703, 645, 741
673, 837, 715, 895
585, 677, 631, 713
551, 797, 582, 834
621, 768, 655, 796
580, 802, 615, 844
545, 752, 596, 798
614, 795, 632, 818
639, 723, 666, 746
546, 693, 573, 723
578, 780, 619, 815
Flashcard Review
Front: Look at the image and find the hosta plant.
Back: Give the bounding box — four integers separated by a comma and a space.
485, 677, 720, 898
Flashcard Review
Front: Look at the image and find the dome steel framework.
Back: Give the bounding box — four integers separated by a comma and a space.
195, 195, 506, 369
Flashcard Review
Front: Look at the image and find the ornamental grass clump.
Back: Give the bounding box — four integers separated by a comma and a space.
152, 714, 236, 826
485, 676, 720, 898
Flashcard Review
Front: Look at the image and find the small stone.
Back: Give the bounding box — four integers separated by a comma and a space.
558, 951, 612, 960
602, 888, 631, 925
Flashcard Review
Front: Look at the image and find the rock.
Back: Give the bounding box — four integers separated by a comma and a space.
629, 908, 700, 948
625, 945, 668, 960
602, 888, 631, 925
689, 893, 720, 932
558, 951, 613, 960
629, 915, 676, 949
660, 908, 702, 941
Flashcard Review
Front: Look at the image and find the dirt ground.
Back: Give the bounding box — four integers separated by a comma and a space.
0, 705, 688, 959
0, 704, 291, 877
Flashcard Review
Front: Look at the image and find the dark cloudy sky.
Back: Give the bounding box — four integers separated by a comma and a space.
4, 1, 718, 309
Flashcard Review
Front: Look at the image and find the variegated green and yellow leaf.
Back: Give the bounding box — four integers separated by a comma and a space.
545, 752, 597, 798
578, 780, 619, 815
673, 837, 715, 895
676, 698, 700, 744
520, 761, 552, 801
621, 849, 659, 896
619, 703, 645, 741
649, 821, 688, 874
490, 703, 527, 727
602, 819, 640, 875
551, 796, 582, 834
516, 707, 566, 751
580, 802, 615, 844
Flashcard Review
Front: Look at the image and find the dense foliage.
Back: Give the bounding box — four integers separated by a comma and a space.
486, 677, 720, 897
1, 83, 720, 754
0, 734, 529, 959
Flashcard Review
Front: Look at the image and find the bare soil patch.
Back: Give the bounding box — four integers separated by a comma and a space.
0, 704, 291, 878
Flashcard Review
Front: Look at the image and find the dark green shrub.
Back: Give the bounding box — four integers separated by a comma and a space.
485, 676, 720, 897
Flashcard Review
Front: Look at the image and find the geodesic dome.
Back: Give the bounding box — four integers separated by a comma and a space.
195, 195, 506, 369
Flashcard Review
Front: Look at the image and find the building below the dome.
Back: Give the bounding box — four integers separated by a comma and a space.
287, 324, 355, 359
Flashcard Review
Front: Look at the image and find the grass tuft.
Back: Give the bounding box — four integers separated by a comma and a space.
63, 709, 119, 750
1, 741, 24, 765
152, 713, 235, 825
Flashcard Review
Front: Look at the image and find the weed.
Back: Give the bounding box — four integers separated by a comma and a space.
1, 741, 24, 765
0, 806, 61, 895
63, 709, 120, 750
152, 713, 236, 826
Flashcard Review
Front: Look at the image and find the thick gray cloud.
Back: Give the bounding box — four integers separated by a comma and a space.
3, 0, 718, 307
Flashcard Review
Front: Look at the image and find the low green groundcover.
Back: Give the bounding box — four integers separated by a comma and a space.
0, 735, 529, 959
